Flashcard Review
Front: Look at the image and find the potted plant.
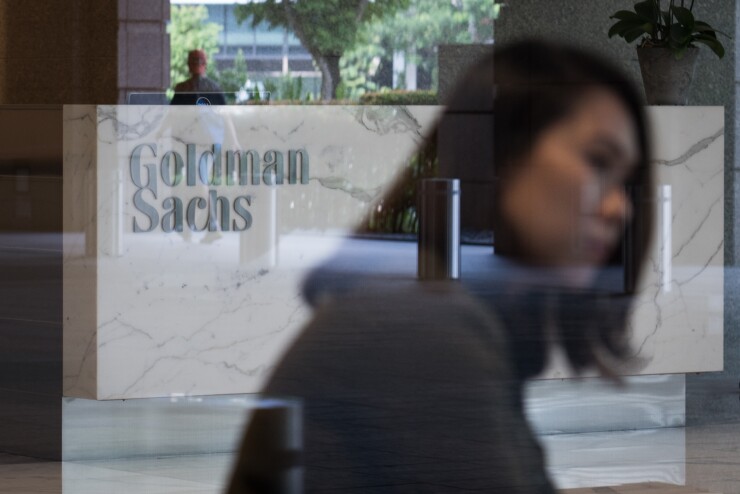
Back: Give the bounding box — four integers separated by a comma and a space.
608, 0, 728, 105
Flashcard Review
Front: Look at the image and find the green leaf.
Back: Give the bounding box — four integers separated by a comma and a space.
694, 21, 730, 38
608, 19, 637, 38
694, 34, 725, 58
670, 24, 692, 44
693, 24, 717, 38
634, 0, 658, 21
624, 26, 650, 43
610, 10, 645, 22
672, 6, 695, 27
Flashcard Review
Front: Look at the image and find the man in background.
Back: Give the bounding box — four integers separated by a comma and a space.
171, 49, 226, 105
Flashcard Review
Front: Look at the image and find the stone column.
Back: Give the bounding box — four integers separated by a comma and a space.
117, 0, 170, 104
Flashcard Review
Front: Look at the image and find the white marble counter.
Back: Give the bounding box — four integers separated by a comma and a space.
63, 105, 723, 399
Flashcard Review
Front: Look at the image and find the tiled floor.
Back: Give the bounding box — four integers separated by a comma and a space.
0, 453, 229, 494
2, 423, 740, 493
685, 423, 740, 494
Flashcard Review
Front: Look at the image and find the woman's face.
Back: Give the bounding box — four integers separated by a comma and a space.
500, 89, 639, 282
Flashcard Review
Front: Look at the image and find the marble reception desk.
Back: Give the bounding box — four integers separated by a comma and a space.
63, 105, 440, 399
63, 105, 723, 400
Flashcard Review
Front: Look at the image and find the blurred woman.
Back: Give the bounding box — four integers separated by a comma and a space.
228, 39, 653, 494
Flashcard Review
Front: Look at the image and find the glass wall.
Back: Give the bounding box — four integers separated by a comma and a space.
0, 1, 738, 494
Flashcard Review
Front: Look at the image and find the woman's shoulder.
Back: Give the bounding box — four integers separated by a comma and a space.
303, 282, 510, 347
264, 282, 519, 400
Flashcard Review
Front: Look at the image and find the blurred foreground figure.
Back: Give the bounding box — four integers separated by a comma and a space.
227, 39, 653, 493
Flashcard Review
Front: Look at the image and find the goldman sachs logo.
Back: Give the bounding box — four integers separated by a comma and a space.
129, 143, 309, 233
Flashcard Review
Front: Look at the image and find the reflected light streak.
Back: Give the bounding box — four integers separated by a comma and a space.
662, 185, 671, 293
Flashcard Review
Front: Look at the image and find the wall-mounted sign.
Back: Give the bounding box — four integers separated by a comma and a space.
129, 143, 309, 233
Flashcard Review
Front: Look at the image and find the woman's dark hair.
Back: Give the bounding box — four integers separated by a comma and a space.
462, 40, 651, 275
452, 39, 653, 375
363, 39, 653, 375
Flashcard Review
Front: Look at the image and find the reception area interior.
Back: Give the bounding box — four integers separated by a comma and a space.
2, 1, 740, 493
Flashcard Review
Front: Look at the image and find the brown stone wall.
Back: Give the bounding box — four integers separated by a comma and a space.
0, 0, 169, 105
118, 0, 170, 103
0, 0, 118, 104
0, 0, 170, 232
